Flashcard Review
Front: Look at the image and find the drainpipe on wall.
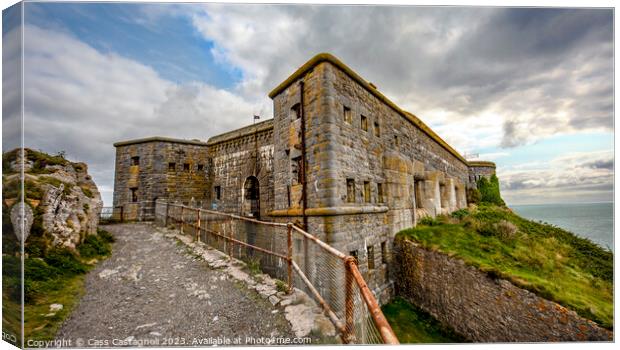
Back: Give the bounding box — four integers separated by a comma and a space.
299, 80, 308, 231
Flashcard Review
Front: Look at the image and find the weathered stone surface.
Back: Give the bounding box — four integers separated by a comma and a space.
111, 54, 499, 305
39, 165, 103, 249
3, 149, 104, 251
394, 239, 613, 342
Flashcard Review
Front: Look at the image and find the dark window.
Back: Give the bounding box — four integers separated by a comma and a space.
377, 183, 384, 203
168, 162, 176, 171
183, 163, 190, 172
414, 179, 423, 209
130, 187, 138, 202
291, 103, 301, 120
394, 135, 399, 147
361, 115, 368, 131
367, 245, 375, 270
346, 179, 355, 203
349, 250, 359, 264
440, 184, 447, 208
343, 106, 352, 124
197, 164, 204, 171
364, 181, 371, 203
291, 156, 303, 184
381, 241, 388, 264
374, 121, 380, 137
131, 156, 139, 166
214, 186, 221, 200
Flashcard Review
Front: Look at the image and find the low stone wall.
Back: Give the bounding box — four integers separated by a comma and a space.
394, 238, 613, 342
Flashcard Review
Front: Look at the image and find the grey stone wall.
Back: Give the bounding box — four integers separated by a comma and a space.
113, 139, 209, 220
394, 238, 613, 342
469, 162, 497, 184
206, 120, 275, 219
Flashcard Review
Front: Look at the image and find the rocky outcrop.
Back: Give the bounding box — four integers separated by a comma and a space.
3, 148, 103, 251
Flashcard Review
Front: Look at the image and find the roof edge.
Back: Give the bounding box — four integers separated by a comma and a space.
206, 118, 274, 146
468, 160, 496, 168
113, 136, 208, 147
268, 53, 468, 164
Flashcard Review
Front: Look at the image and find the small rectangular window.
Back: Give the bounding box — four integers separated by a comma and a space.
374, 121, 380, 137
377, 183, 384, 203
349, 250, 359, 265
343, 106, 352, 124
131, 156, 139, 166
414, 179, 423, 209
291, 103, 301, 120
364, 181, 371, 203
394, 135, 399, 147
130, 187, 138, 202
214, 186, 221, 200
197, 164, 204, 171
361, 115, 368, 131
292, 156, 303, 184
381, 241, 388, 264
346, 179, 355, 203
367, 245, 375, 270
440, 184, 447, 208
168, 162, 176, 171
183, 163, 190, 172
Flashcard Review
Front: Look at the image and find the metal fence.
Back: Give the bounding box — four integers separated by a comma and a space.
154, 201, 399, 344
100, 201, 156, 223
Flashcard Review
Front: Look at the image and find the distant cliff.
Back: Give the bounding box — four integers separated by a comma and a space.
2, 148, 103, 254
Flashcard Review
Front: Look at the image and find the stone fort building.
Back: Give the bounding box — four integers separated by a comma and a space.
113, 53, 496, 300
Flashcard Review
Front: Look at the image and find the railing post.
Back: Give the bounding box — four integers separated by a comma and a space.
196, 209, 201, 242
287, 223, 293, 294
228, 221, 234, 259
344, 257, 356, 344
164, 201, 169, 227
180, 205, 185, 234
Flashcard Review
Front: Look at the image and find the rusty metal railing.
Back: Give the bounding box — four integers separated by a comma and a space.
154, 200, 398, 344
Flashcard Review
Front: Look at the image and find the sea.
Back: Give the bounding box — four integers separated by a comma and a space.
510, 202, 614, 252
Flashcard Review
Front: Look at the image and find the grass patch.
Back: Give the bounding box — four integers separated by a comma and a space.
2, 229, 115, 341
382, 297, 462, 343
397, 204, 613, 329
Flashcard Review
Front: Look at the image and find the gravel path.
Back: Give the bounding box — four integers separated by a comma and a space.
56, 223, 294, 347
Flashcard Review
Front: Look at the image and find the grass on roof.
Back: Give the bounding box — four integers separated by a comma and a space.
396, 204, 613, 329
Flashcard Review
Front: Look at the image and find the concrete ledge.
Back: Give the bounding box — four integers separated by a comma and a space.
269, 205, 389, 217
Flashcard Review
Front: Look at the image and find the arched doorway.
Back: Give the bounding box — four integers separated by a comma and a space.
243, 176, 260, 219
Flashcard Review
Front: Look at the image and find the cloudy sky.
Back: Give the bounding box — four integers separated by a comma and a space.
2, 2, 614, 206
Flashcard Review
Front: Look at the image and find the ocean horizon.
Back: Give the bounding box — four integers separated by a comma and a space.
510, 202, 614, 252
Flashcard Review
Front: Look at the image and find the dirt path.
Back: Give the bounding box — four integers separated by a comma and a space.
56, 223, 294, 347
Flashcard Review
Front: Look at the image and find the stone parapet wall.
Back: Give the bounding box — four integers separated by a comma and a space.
394, 238, 613, 342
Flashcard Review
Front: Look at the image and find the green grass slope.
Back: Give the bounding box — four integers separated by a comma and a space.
397, 204, 613, 329
2, 229, 115, 342
382, 297, 463, 343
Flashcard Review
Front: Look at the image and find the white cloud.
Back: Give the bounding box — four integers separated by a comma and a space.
12, 24, 257, 205
499, 150, 613, 205
190, 5, 613, 153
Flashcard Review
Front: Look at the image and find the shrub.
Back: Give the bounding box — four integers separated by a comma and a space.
78, 234, 110, 258
418, 216, 440, 226
467, 188, 481, 204
494, 220, 518, 241
246, 256, 262, 276
477, 175, 505, 206
276, 279, 288, 293
97, 229, 115, 243
451, 208, 470, 220
44, 248, 88, 276
25, 258, 56, 281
